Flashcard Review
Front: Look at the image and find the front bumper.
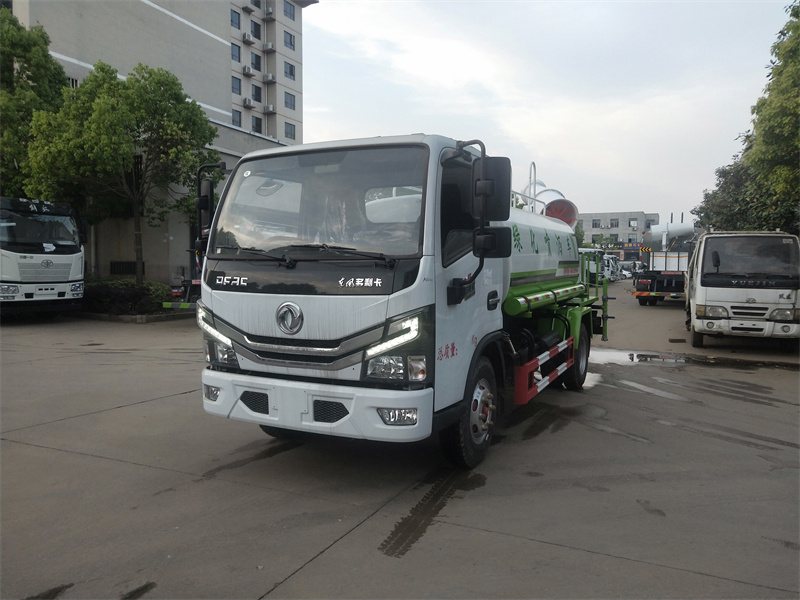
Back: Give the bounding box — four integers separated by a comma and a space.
696, 319, 800, 339
202, 368, 434, 442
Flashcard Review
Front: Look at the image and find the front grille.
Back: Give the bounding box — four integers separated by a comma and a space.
313, 400, 349, 423
18, 263, 72, 282
246, 335, 341, 349
730, 305, 768, 318
240, 391, 270, 414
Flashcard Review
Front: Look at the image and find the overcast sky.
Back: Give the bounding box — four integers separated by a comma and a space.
302, 1, 789, 224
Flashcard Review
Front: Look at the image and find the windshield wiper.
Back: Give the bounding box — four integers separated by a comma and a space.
214, 245, 295, 268
287, 244, 396, 268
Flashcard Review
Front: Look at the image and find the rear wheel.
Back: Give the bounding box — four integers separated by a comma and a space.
637, 297, 648, 306
440, 357, 496, 469
564, 324, 590, 391
648, 298, 658, 306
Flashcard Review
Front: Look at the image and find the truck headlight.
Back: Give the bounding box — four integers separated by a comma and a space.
1, 285, 20, 295
367, 355, 405, 379
366, 315, 420, 358
198, 304, 239, 367
769, 308, 799, 322
366, 355, 428, 381
696, 305, 728, 318
364, 310, 432, 382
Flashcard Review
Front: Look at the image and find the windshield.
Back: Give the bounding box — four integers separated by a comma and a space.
210, 145, 428, 258
0, 209, 81, 249
701, 235, 800, 282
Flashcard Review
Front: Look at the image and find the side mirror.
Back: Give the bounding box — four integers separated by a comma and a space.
712, 250, 720, 269
473, 226, 512, 259
195, 178, 215, 229
79, 216, 88, 245
471, 156, 511, 222
195, 237, 208, 253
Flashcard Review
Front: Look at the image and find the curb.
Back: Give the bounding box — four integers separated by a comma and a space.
76, 310, 196, 324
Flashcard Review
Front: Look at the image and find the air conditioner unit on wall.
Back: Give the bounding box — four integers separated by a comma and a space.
263, 73, 275, 83
243, 32, 255, 44
242, 65, 253, 76
263, 104, 275, 114
242, 4, 254, 13
263, 42, 274, 52
243, 97, 254, 107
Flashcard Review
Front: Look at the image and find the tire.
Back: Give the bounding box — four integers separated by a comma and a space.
691, 328, 704, 348
637, 297, 648, 306
564, 324, 590, 391
439, 356, 496, 469
648, 298, 658, 306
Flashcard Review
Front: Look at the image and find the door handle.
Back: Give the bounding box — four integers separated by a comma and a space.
487, 290, 499, 310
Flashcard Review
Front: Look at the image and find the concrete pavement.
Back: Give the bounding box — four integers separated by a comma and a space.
1, 302, 797, 599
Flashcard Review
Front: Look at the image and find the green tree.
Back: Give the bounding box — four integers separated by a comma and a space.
693, 2, 799, 235
26, 61, 219, 285
744, 1, 800, 234
693, 158, 758, 231
0, 7, 68, 197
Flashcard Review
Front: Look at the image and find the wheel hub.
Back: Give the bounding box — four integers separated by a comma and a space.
469, 378, 495, 444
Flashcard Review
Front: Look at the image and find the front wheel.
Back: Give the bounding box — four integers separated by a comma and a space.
439, 357, 497, 469
564, 324, 590, 391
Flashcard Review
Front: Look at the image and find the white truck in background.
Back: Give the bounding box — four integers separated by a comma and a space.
634, 221, 698, 306
194, 134, 609, 468
0, 197, 84, 314
603, 254, 620, 281
685, 231, 800, 351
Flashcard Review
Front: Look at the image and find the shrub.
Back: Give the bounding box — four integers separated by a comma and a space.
83, 278, 174, 315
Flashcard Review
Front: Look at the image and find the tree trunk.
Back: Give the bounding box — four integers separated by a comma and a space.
132, 196, 144, 287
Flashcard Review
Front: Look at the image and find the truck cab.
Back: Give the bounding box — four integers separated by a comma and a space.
0, 197, 84, 313
685, 231, 800, 349
197, 134, 603, 467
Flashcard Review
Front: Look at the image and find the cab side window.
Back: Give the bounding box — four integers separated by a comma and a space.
440, 163, 474, 267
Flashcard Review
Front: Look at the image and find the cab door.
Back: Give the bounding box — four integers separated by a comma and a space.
432, 156, 507, 413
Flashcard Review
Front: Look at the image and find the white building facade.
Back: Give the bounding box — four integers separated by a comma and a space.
578, 211, 660, 260
11, 0, 316, 285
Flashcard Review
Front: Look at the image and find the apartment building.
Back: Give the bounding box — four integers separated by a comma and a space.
578, 211, 659, 259
10, 0, 316, 284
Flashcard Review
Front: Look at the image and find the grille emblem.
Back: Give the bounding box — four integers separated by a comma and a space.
41, 259, 53, 268
276, 302, 303, 335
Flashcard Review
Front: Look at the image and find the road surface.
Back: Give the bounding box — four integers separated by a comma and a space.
1, 299, 797, 599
